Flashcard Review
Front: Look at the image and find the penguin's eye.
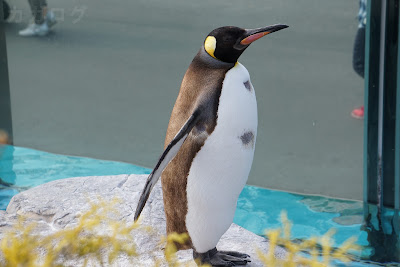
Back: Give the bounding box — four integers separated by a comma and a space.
222, 36, 235, 45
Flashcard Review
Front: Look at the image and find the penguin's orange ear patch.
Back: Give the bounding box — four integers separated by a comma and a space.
204, 36, 217, 59
240, 32, 270, 45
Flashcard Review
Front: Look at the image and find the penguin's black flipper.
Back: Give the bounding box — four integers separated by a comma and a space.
134, 109, 201, 221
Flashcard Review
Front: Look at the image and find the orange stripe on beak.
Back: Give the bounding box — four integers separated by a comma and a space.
240, 31, 270, 45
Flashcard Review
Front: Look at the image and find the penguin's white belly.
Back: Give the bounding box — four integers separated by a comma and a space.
186, 63, 257, 253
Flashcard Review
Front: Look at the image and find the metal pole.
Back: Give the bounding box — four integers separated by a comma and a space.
376, 0, 387, 215
395, 1, 400, 211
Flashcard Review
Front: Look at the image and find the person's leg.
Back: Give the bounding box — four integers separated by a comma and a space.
19, 0, 49, 36
28, 0, 47, 24
352, 27, 366, 78
351, 27, 366, 119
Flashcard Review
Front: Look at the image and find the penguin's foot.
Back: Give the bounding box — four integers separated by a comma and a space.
193, 247, 250, 266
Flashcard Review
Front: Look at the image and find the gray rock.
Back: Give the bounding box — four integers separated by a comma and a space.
0, 174, 286, 266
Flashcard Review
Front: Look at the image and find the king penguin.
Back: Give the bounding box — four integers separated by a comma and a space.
134, 24, 288, 266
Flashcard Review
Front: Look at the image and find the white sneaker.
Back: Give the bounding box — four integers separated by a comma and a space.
19, 22, 49, 37
46, 10, 57, 28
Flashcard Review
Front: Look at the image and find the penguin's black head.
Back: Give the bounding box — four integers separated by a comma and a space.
204, 24, 288, 64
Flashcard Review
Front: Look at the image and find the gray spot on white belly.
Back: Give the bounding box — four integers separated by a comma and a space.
240, 131, 255, 148
243, 80, 251, 91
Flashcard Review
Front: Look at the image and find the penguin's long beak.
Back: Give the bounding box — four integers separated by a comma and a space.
236, 24, 288, 47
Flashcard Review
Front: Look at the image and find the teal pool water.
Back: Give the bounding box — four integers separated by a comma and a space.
235, 186, 367, 247
0, 145, 151, 209
0, 145, 392, 266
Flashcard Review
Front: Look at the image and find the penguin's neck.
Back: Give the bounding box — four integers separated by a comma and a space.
193, 46, 236, 69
